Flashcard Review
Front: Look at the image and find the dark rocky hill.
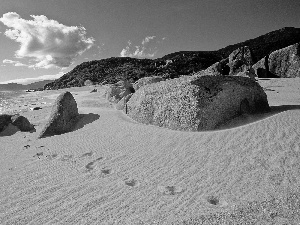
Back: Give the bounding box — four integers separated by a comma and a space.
45, 27, 300, 90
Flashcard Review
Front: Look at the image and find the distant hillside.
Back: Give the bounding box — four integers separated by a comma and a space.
45, 27, 300, 90
0, 80, 53, 91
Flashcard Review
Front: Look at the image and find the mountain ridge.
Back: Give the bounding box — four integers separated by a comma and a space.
44, 27, 300, 90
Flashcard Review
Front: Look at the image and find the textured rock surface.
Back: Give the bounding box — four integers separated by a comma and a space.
126, 75, 269, 131
133, 76, 164, 91
228, 46, 253, 75
252, 56, 269, 78
252, 43, 300, 78
116, 93, 133, 111
235, 68, 256, 81
268, 43, 300, 78
106, 80, 134, 103
0, 114, 12, 132
11, 115, 33, 131
195, 46, 254, 79
39, 91, 79, 138
196, 58, 230, 76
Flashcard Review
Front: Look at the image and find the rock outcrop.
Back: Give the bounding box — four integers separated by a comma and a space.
133, 76, 164, 91
252, 43, 300, 78
228, 46, 253, 75
39, 91, 79, 138
195, 47, 254, 79
106, 80, 135, 103
268, 43, 300, 78
126, 75, 269, 131
11, 115, 34, 131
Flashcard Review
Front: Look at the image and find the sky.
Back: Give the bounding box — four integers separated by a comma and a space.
0, 0, 299, 84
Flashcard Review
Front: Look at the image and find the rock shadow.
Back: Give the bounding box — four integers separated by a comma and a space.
73, 113, 100, 131
39, 113, 100, 138
218, 104, 300, 130
0, 125, 36, 137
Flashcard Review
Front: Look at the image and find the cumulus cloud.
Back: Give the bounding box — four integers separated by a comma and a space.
120, 36, 165, 58
0, 12, 94, 69
0, 72, 64, 84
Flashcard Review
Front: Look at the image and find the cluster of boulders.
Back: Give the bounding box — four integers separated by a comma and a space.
196, 42, 300, 79
197, 46, 254, 78
0, 114, 34, 134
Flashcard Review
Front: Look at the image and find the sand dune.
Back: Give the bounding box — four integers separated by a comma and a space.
1, 79, 300, 224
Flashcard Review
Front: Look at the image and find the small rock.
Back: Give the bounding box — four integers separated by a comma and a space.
11, 115, 34, 131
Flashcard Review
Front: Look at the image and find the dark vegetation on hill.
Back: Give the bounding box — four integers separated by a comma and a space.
45, 27, 300, 90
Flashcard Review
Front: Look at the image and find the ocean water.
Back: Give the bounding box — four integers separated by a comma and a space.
0, 90, 25, 114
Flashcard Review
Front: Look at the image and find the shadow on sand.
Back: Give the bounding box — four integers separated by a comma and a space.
0, 126, 36, 137
217, 104, 300, 130
38, 113, 100, 138
73, 113, 100, 131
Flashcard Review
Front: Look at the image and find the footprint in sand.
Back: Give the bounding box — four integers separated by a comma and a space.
46, 153, 58, 160
33, 152, 44, 159
101, 168, 111, 175
60, 155, 73, 161
157, 185, 184, 195
84, 157, 104, 172
206, 195, 229, 207
124, 178, 139, 187
81, 152, 93, 157
85, 161, 98, 171
23, 144, 30, 149
206, 196, 219, 205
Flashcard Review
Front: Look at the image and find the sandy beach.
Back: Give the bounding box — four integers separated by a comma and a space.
1, 78, 300, 224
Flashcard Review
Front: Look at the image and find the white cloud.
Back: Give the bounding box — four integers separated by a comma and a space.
3, 59, 28, 67
0, 72, 64, 84
0, 12, 95, 69
120, 36, 164, 58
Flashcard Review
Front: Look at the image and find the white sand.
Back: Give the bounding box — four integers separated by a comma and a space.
1, 79, 300, 224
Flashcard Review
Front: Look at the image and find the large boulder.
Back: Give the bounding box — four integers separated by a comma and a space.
11, 115, 34, 131
133, 76, 164, 91
125, 75, 270, 131
252, 43, 300, 78
268, 43, 300, 78
0, 114, 12, 132
39, 91, 79, 138
228, 46, 253, 75
106, 80, 134, 103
